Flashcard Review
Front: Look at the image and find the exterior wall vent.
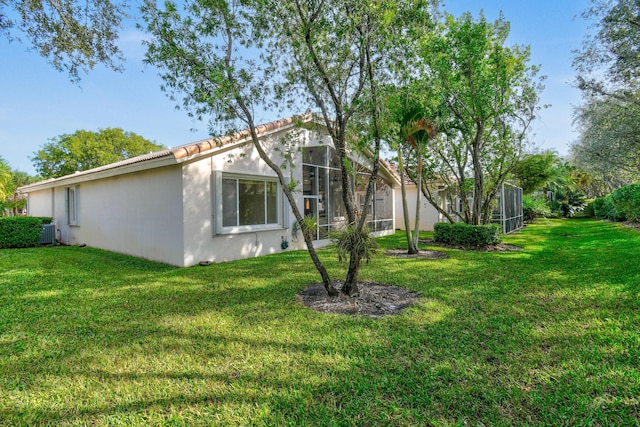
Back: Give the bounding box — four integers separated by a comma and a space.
39, 224, 56, 245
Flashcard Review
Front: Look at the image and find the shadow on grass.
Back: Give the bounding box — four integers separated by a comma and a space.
1, 219, 639, 425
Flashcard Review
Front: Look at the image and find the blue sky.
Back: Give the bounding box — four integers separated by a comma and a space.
1, 0, 590, 175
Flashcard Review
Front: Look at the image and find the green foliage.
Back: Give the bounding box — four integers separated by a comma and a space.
592, 196, 620, 221
0, 157, 37, 215
331, 224, 378, 264
610, 183, 640, 222
32, 128, 164, 178
0, 157, 11, 202
591, 183, 640, 222
433, 222, 502, 247
575, 0, 640, 90
423, 11, 544, 224
1, 0, 126, 81
549, 188, 587, 218
0, 216, 45, 248
523, 195, 551, 222
571, 96, 640, 184
514, 151, 558, 194
582, 199, 595, 217
572, 1, 640, 184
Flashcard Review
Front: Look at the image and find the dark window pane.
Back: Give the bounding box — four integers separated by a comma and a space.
303, 147, 326, 166
238, 179, 265, 225
222, 178, 238, 227
266, 181, 278, 224
328, 147, 341, 169
303, 165, 316, 196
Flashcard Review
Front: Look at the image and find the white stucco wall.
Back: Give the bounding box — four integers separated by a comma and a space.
26, 166, 185, 265
394, 184, 440, 231
181, 128, 315, 265
25, 188, 54, 218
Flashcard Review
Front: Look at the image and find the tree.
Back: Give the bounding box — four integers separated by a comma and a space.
574, 0, 640, 96
31, 128, 164, 178
0, 158, 36, 216
142, 0, 435, 296
571, 95, 640, 183
419, 12, 543, 225
142, 0, 340, 297
384, 83, 441, 254
572, 0, 640, 187
0, 157, 11, 203
514, 151, 559, 195
270, 0, 436, 295
1, 0, 127, 81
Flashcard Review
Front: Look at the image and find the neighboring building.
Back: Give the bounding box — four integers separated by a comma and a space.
18, 116, 397, 266
393, 181, 442, 232
394, 181, 523, 234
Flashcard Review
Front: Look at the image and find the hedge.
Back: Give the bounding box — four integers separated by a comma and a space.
610, 183, 640, 222
593, 182, 640, 222
434, 222, 502, 247
0, 217, 50, 249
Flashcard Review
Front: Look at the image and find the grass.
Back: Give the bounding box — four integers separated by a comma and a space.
0, 218, 639, 426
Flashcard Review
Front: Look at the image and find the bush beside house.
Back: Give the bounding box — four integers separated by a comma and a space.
434, 222, 502, 247
0, 217, 51, 249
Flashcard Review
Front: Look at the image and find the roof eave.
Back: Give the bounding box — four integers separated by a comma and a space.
18, 155, 177, 193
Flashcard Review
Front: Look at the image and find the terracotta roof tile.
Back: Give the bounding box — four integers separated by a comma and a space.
171, 115, 312, 160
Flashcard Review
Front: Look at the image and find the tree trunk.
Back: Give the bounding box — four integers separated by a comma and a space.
342, 36, 383, 297
342, 245, 361, 297
241, 110, 338, 297
413, 144, 422, 250
399, 145, 418, 254
471, 125, 484, 225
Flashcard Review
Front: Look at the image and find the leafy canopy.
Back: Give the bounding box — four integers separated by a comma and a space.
31, 128, 164, 179
1, 0, 127, 81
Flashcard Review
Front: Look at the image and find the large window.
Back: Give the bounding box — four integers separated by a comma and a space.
213, 172, 282, 234
65, 186, 79, 226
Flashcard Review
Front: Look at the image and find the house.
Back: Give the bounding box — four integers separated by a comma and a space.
394, 180, 523, 234
18, 116, 398, 266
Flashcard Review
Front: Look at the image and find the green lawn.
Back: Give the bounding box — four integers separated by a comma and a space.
1, 219, 638, 426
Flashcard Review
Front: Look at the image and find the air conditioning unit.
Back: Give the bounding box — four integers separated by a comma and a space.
39, 224, 56, 245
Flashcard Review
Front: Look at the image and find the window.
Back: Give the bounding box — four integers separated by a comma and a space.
213, 172, 282, 234
302, 146, 393, 239
65, 186, 79, 226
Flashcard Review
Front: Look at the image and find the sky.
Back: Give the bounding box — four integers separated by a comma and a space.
0, 0, 591, 175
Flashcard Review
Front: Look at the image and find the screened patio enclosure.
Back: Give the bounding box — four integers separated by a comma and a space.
492, 183, 524, 234
441, 183, 524, 234
302, 146, 394, 240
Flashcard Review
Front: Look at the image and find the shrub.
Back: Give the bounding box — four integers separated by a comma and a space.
582, 199, 595, 217
0, 217, 45, 249
434, 222, 502, 247
610, 183, 640, 222
331, 224, 377, 264
549, 189, 587, 218
591, 183, 640, 222
523, 195, 551, 222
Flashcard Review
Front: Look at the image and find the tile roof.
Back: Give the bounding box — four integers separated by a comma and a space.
19, 115, 314, 191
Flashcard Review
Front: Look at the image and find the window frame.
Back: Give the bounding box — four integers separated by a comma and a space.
212, 171, 285, 235
65, 185, 79, 226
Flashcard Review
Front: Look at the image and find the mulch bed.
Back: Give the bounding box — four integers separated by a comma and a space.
384, 249, 449, 259
297, 281, 420, 318
623, 221, 640, 231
